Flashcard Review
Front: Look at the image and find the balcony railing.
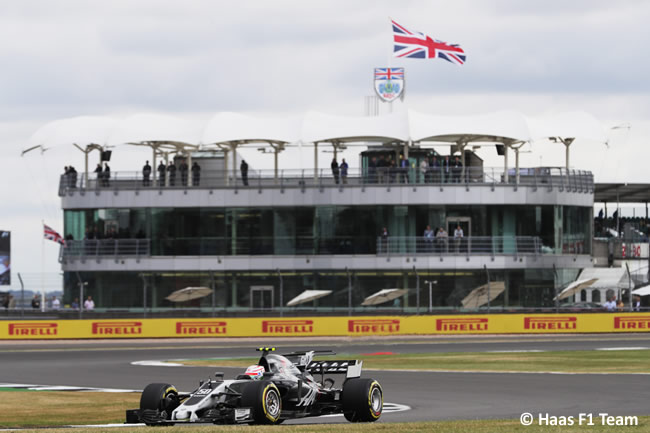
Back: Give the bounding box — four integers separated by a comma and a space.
60, 239, 150, 260
376, 236, 545, 257
58, 166, 594, 195
59, 235, 588, 261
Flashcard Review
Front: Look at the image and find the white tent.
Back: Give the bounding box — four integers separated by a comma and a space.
28, 115, 118, 150
554, 278, 599, 301
286, 290, 332, 307
576, 267, 628, 289
301, 111, 409, 144
108, 113, 202, 146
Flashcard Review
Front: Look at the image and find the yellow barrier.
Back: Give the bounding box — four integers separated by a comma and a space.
1, 313, 649, 340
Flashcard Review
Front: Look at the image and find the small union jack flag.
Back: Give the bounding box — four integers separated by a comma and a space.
374, 67, 404, 80
391, 19, 466, 65
44, 224, 65, 245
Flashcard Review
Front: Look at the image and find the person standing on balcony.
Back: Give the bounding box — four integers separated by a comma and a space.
436, 227, 448, 253
424, 225, 434, 252
340, 159, 349, 184
84, 295, 95, 311
142, 161, 151, 186
167, 162, 176, 186
454, 225, 464, 252
192, 162, 201, 186
157, 161, 166, 186
94, 163, 103, 186
240, 159, 249, 186
419, 158, 428, 183
179, 159, 189, 186
399, 155, 409, 183
103, 162, 111, 187
368, 156, 377, 183
442, 155, 451, 183
380, 227, 389, 253
331, 158, 339, 184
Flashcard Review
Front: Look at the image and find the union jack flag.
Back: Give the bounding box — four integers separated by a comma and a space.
44, 224, 65, 245
392, 19, 466, 65
374, 67, 404, 80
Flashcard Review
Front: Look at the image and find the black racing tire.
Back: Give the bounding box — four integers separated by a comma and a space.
341, 378, 383, 422
140, 383, 179, 422
240, 381, 282, 424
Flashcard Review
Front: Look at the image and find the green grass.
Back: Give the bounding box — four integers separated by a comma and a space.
1, 391, 648, 432
175, 349, 650, 374
11, 417, 650, 433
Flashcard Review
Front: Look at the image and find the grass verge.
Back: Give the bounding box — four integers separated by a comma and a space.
175, 349, 650, 374
12, 417, 650, 433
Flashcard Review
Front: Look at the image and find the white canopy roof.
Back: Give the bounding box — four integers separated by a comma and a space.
527, 111, 607, 143
107, 113, 202, 146
409, 110, 531, 143
26, 109, 607, 153
29, 115, 118, 148
301, 111, 410, 143
202, 112, 302, 145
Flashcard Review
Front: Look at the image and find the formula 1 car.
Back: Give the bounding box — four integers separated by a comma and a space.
125, 347, 383, 425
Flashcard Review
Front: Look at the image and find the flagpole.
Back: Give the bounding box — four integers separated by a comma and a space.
41, 220, 45, 313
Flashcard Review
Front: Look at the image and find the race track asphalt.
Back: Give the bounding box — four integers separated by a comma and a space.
2, 334, 649, 423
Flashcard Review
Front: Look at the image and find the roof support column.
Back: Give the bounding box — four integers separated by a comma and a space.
503, 143, 509, 183
231, 143, 237, 186
164, 152, 169, 186
187, 152, 193, 187
404, 140, 410, 159
152, 146, 157, 186
314, 142, 319, 180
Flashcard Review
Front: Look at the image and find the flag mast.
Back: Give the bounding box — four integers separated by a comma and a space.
41, 220, 45, 312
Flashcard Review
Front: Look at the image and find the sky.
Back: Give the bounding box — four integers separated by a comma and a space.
0, 0, 649, 288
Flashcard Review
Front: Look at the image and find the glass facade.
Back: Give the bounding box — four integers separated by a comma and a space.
64, 205, 592, 256
63, 268, 579, 311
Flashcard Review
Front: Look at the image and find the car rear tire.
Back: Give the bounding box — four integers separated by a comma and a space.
140, 383, 179, 424
240, 381, 282, 424
342, 378, 382, 422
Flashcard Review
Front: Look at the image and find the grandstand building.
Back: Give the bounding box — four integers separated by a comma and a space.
51, 111, 596, 313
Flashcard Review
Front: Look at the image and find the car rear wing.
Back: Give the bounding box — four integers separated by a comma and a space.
306, 360, 363, 378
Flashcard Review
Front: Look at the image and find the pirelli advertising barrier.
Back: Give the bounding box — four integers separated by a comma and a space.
2, 313, 650, 340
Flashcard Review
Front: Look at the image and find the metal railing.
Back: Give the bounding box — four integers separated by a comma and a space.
58, 235, 588, 260
58, 166, 594, 195
376, 236, 545, 256
60, 239, 150, 260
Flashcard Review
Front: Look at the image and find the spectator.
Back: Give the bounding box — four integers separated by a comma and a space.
31, 294, 41, 310
442, 155, 451, 183
399, 155, 409, 183
436, 227, 448, 253
62, 166, 70, 188
94, 163, 103, 186
431, 156, 441, 183
179, 160, 189, 186
157, 161, 166, 186
71, 297, 80, 310
103, 162, 111, 187
84, 296, 95, 311
454, 224, 464, 252
633, 295, 641, 311
142, 161, 152, 186
51, 296, 60, 310
331, 158, 339, 184
192, 162, 201, 186
368, 156, 377, 184
69, 166, 78, 188
419, 158, 428, 183
452, 156, 462, 183
167, 162, 176, 186
423, 225, 434, 252
240, 160, 249, 186
380, 227, 389, 253
340, 159, 349, 184
603, 296, 617, 312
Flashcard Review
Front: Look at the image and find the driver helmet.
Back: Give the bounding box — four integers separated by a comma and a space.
244, 365, 265, 380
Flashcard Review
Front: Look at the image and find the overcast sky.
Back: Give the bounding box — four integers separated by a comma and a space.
1, 0, 649, 286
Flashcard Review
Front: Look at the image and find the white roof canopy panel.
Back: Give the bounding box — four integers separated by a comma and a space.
29, 115, 118, 148
301, 111, 410, 143
577, 267, 628, 290
527, 111, 607, 143
107, 113, 203, 146
202, 112, 301, 145
409, 110, 531, 143
28, 109, 607, 151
